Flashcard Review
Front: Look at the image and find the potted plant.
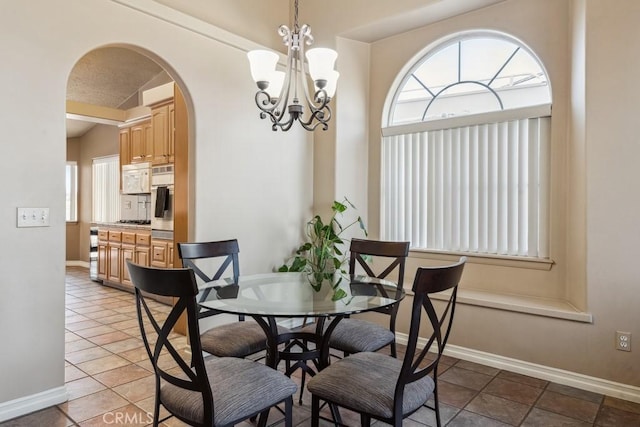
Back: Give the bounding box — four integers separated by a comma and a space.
279, 198, 368, 300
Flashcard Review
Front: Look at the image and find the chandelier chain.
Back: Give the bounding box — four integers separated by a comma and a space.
294, 0, 299, 32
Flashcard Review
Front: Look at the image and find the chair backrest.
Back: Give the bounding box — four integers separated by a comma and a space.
177, 239, 240, 284
348, 238, 410, 314
396, 257, 466, 406
126, 260, 214, 423
178, 240, 240, 319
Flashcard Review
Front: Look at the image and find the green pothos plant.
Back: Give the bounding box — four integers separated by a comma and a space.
279, 198, 368, 300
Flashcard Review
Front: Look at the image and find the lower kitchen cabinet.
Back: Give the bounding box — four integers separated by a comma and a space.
97, 226, 171, 303
151, 239, 174, 268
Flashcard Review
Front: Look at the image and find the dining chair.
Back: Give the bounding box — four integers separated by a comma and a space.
307, 257, 466, 427
178, 240, 289, 358
329, 238, 410, 357
126, 260, 297, 427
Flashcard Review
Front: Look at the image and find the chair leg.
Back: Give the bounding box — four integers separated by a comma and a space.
299, 368, 307, 404
390, 338, 397, 358
284, 396, 293, 427
153, 396, 161, 426
311, 395, 320, 427
433, 379, 441, 427
361, 413, 371, 426
257, 408, 270, 427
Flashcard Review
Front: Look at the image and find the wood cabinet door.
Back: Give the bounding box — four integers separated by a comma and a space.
121, 244, 135, 286
97, 243, 108, 279
130, 124, 145, 163
151, 104, 170, 165
119, 128, 131, 168
151, 240, 168, 267
143, 121, 153, 162
136, 246, 151, 267
107, 244, 121, 282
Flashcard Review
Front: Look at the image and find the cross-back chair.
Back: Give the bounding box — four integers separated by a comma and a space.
307, 257, 466, 427
126, 260, 296, 427
178, 240, 289, 358
329, 238, 410, 357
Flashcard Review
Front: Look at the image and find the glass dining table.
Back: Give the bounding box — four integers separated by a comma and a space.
196, 271, 405, 375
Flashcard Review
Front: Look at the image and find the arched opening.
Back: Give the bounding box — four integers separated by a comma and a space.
65, 44, 192, 314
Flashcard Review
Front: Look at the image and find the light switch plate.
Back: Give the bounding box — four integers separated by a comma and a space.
17, 207, 50, 227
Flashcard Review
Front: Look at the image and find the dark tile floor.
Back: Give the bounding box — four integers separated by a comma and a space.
1, 266, 639, 426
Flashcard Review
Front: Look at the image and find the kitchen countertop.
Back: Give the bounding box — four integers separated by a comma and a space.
93, 222, 152, 231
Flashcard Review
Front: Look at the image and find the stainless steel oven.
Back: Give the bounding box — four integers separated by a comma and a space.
151, 165, 174, 232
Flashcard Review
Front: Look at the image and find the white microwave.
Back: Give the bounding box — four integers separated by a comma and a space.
122, 162, 151, 194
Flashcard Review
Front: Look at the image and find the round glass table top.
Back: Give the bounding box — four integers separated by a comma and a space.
197, 272, 404, 318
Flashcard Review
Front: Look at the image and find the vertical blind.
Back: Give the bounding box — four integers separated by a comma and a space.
92, 156, 120, 223
381, 116, 550, 258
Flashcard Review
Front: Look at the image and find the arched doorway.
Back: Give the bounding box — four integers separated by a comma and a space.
65, 44, 191, 311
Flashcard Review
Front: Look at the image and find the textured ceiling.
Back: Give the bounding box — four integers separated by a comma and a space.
66, 47, 163, 138
67, 47, 163, 108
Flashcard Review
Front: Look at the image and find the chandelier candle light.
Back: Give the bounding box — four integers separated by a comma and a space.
247, 0, 339, 131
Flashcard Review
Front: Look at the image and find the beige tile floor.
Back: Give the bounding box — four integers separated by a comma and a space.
1, 266, 639, 426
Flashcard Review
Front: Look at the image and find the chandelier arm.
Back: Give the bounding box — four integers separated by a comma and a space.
274, 113, 296, 132
298, 104, 331, 131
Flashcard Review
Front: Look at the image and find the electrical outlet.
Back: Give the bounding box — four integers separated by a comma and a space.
616, 331, 631, 352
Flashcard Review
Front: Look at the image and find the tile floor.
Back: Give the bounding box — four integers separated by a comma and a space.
1, 266, 639, 426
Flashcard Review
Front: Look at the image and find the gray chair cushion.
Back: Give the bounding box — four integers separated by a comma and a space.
161, 357, 297, 426
328, 318, 395, 353
201, 321, 290, 358
307, 352, 434, 420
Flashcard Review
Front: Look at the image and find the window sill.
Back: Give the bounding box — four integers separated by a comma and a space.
410, 249, 554, 271
420, 287, 592, 323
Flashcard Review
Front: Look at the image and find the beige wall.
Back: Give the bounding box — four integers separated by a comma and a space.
350, 0, 638, 388
0, 0, 312, 409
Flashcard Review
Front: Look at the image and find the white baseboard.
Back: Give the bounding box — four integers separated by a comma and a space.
396, 333, 640, 404
0, 386, 68, 423
65, 260, 90, 268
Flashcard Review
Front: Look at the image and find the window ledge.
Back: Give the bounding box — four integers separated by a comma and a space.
410, 249, 554, 271
423, 288, 592, 323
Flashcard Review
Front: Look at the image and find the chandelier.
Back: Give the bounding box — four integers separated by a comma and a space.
247, 0, 339, 132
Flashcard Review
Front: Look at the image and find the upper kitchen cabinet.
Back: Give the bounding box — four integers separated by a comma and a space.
151, 101, 174, 165
130, 120, 153, 163
119, 127, 131, 166
143, 82, 176, 166
116, 82, 177, 167
119, 118, 152, 165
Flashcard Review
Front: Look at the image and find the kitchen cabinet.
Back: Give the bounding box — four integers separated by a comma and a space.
97, 230, 109, 279
151, 238, 174, 268
120, 231, 136, 287
97, 226, 156, 295
135, 232, 151, 268
107, 231, 122, 283
151, 101, 173, 165
130, 120, 153, 163
119, 128, 131, 167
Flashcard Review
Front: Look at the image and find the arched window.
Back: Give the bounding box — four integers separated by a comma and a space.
381, 32, 552, 259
